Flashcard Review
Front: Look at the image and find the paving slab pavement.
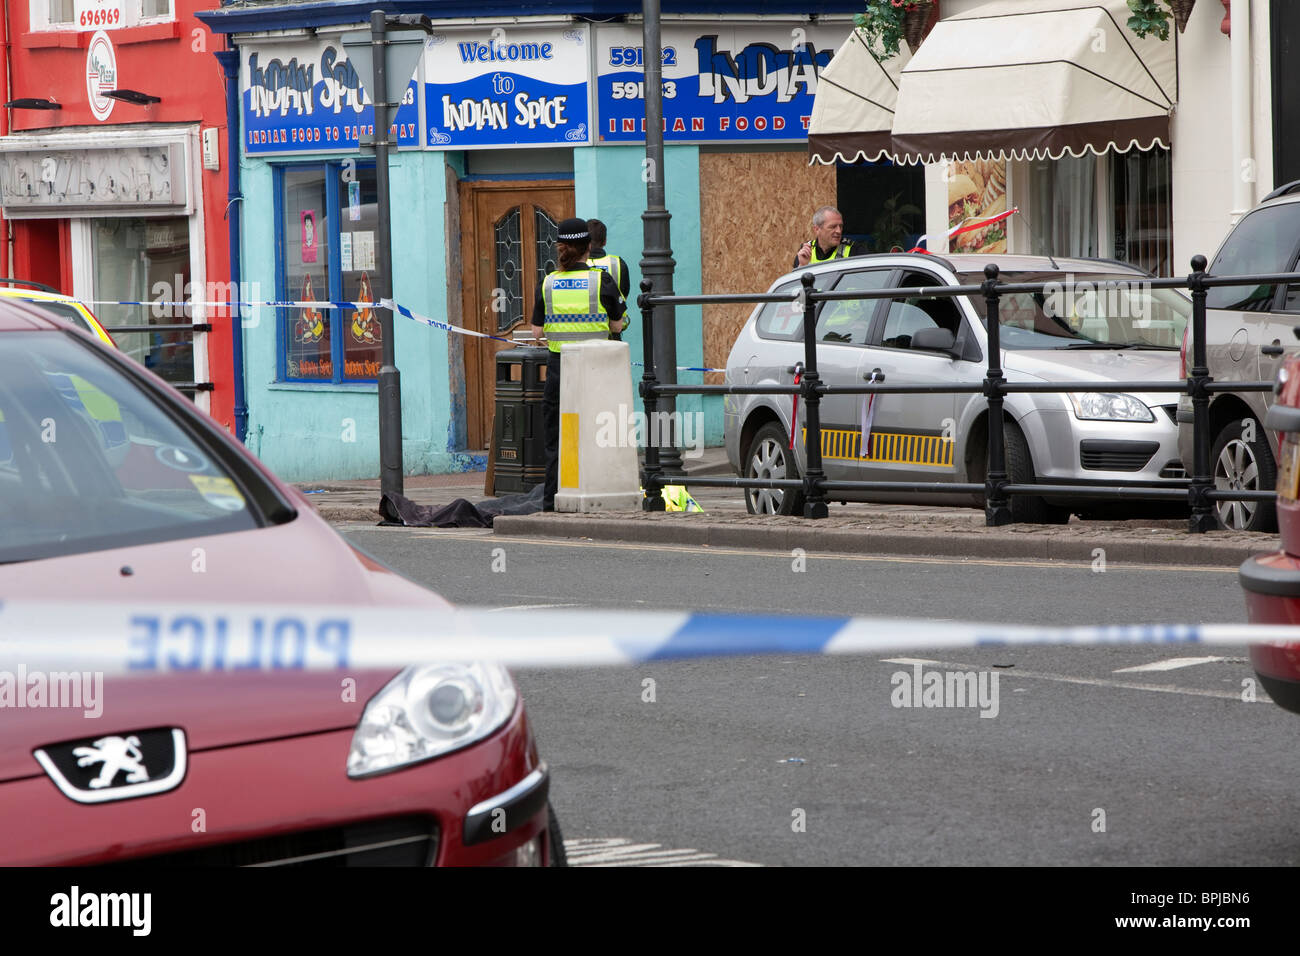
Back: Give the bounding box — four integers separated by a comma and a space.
295, 448, 1279, 567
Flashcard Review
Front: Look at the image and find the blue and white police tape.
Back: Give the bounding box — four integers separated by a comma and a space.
0, 601, 1291, 676
381, 298, 513, 343
632, 362, 725, 373
31, 297, 377, 311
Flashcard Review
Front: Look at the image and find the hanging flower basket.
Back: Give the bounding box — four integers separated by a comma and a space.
856, 0, 936, 59
903, 4, 931, 51
1125, 1, 1197, 40
1168, 0, 1196, 33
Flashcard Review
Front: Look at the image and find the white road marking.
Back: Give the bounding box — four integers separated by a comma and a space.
412, 531, 1240, 574
485, 603, 586, 612
564, 837, 761, 867
885, 657, 1259, 702
1113, 656, 1227, 673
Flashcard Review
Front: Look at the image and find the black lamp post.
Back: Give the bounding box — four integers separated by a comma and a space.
342, 12, 432, 500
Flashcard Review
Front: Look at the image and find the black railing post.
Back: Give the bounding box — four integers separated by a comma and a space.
639, 279, 666, 511
799, 271, 829, 519
982, 264, 1012, 525
1187, 254, 1217, 533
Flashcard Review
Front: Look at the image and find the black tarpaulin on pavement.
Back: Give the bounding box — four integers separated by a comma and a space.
378, 483, 545, 528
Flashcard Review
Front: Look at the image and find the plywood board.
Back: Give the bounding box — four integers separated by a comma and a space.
699, 151, 834, 382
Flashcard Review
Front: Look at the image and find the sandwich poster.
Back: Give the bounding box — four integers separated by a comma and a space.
947, 159, 1007, 254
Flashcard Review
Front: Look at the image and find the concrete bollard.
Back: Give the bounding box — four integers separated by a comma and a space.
555, 340, 642, 513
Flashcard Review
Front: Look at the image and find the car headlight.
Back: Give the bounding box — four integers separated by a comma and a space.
347, 663, 517, 778
1068, 392, 1155, 422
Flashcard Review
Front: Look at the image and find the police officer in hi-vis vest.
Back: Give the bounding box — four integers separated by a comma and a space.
530, 218, 627, 511
794, 205, 863, 269
585, 218, 630, 311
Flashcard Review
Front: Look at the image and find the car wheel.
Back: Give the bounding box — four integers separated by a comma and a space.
744, 421, 805, 516
547, 803, 567, 867
1211, 419, 1277, 532
1004, 422, 1071, 525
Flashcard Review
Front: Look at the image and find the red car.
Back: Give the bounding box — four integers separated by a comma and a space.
0, 300, 562, 866
1240, 351, 1300, 715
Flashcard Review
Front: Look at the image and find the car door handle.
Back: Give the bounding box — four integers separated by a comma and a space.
864, 368, 885, 382
1262, 342, 1284, 357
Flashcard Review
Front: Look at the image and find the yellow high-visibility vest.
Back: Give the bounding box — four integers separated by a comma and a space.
542, 268, 610, 354
809, 238, 853, 263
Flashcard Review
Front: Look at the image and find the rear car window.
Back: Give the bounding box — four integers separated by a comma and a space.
1206, 203, 1300, 311
755, 270, 894, 344
754, 280, 803, 340
0, 332, 259, 563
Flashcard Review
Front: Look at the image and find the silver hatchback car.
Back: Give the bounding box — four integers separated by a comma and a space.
724, 254, 1192, 521
1174, 186, 1300, 532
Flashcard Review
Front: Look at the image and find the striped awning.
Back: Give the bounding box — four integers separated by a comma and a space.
890, 0, 1177, 164
807, 29, 911, 166
809, 0, 1178, 167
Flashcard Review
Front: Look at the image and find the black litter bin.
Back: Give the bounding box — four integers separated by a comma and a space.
492, 345, 549, 495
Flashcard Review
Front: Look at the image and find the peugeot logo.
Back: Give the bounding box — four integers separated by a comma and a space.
34, 728, 187, 804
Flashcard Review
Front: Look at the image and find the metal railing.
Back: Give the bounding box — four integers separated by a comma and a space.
106, 323, 215, 394
636, 255, 1290, 533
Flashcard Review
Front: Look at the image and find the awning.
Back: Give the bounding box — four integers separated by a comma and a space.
807, 30, 911, 165
889, 0, 1177, 164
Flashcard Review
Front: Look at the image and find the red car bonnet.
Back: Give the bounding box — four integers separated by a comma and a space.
0, 512, 452, 782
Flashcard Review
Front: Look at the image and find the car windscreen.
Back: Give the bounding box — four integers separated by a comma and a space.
959, 272, 1190, 350
1204, 203, 1300, 311
0, 332, 260, 563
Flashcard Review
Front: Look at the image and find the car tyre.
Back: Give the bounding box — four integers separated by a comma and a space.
1004, 422, 1071, 525
1210, 418, 1277, 532
547, 803, 568, 867
744, 421, 805, 516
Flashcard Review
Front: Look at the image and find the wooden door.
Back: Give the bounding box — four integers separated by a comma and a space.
459, 181, 574, 450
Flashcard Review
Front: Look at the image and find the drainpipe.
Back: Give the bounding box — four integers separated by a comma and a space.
214, 44, 248, 443
1, 0, 11, 275
1230, 0, 1253, 221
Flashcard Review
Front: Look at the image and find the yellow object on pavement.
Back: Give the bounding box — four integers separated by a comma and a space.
660, 484, 703, 512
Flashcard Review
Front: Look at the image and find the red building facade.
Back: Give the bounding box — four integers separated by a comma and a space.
0, 1, 235, 427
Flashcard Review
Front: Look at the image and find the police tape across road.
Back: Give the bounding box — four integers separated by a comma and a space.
0, 601, 1291, 676
25, 287, 733, 366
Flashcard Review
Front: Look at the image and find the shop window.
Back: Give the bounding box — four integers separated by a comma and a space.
90, 217, 193, 388
1027, 155, 1098, 261
1112, 148, 1172, 277
836, 161, 926, 252
275, 162, 382, 383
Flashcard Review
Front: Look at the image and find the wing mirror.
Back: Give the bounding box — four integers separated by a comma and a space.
909, 327, 957, 355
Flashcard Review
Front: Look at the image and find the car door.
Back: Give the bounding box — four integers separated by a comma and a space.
800, 268, 895, 479
854, 273, 961, 483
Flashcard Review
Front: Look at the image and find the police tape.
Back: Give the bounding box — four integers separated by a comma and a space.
383, 299, 514, 343
632, 362, 724, 373
21, 291, 712, 361
37, 298, 377, 311
0, 601, 1292, 676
